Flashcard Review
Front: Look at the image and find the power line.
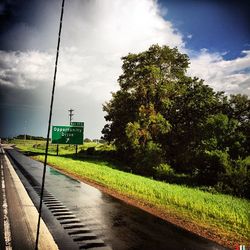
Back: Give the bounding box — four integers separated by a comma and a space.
35, 0, 65, 249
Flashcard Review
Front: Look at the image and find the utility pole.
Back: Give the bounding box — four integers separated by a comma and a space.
24, 120, 27, 140
68, 108, 74, 124
68, 108, 78, 156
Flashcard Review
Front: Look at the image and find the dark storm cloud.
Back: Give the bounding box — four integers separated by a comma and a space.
0, 84, 37, 109
0, 84, 38, 137
0, 0, 34, 49
0, 0, 249, 139
0, 0, 60, 51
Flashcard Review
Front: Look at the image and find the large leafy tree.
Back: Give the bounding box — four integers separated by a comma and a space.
103, 45, 193, 173
226, 94, 250, 157
162, 78, 224, 171
102, 44, 250, 185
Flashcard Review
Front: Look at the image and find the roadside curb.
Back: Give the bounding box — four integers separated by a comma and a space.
3, 147, 59, 250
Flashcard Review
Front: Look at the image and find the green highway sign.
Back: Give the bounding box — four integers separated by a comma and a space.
52, 125, 84, 145
70, 121, 84, 127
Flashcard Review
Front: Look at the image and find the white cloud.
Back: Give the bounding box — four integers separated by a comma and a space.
1, 0, 250, 138
188, 50, 250, 95
0, 0, 185, 102
61, 0, 184, 54
0, 0, 249, 103
0, 50, 53, 88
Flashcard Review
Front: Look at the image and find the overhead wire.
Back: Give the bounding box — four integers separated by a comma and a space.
35, 0, 65, 249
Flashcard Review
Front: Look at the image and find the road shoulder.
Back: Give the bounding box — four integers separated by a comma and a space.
1, 146, 58, 250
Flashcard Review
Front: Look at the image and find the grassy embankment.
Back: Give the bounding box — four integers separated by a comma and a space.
11, 139, 250, 246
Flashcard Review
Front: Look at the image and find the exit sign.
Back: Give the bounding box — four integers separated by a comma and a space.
70, 121, 84, 127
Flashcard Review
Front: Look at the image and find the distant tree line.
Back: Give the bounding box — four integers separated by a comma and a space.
15, 134, 47, 140
102, 45, 250, 198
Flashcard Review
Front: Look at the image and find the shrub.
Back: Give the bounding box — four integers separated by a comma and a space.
84, 138, 92, 142
154, 163, 175, 180
196, 150, 232, 185
134, 141, 164, 176
86, 147, 95, 155
218, 157, 250, 198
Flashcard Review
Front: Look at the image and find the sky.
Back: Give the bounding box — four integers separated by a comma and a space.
0, 0, 249, 139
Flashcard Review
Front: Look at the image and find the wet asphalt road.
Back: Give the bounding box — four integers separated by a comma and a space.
6, 149, 228, 250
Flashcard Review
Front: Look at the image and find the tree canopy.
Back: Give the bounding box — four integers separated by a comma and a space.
102, 45, 250, 198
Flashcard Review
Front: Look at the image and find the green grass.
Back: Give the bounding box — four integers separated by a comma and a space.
35, 155, 250, 240
12, 139, 250, 242
10, 139, 112, 155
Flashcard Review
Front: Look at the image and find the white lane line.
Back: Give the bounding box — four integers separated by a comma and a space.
1, 148, 12, 250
